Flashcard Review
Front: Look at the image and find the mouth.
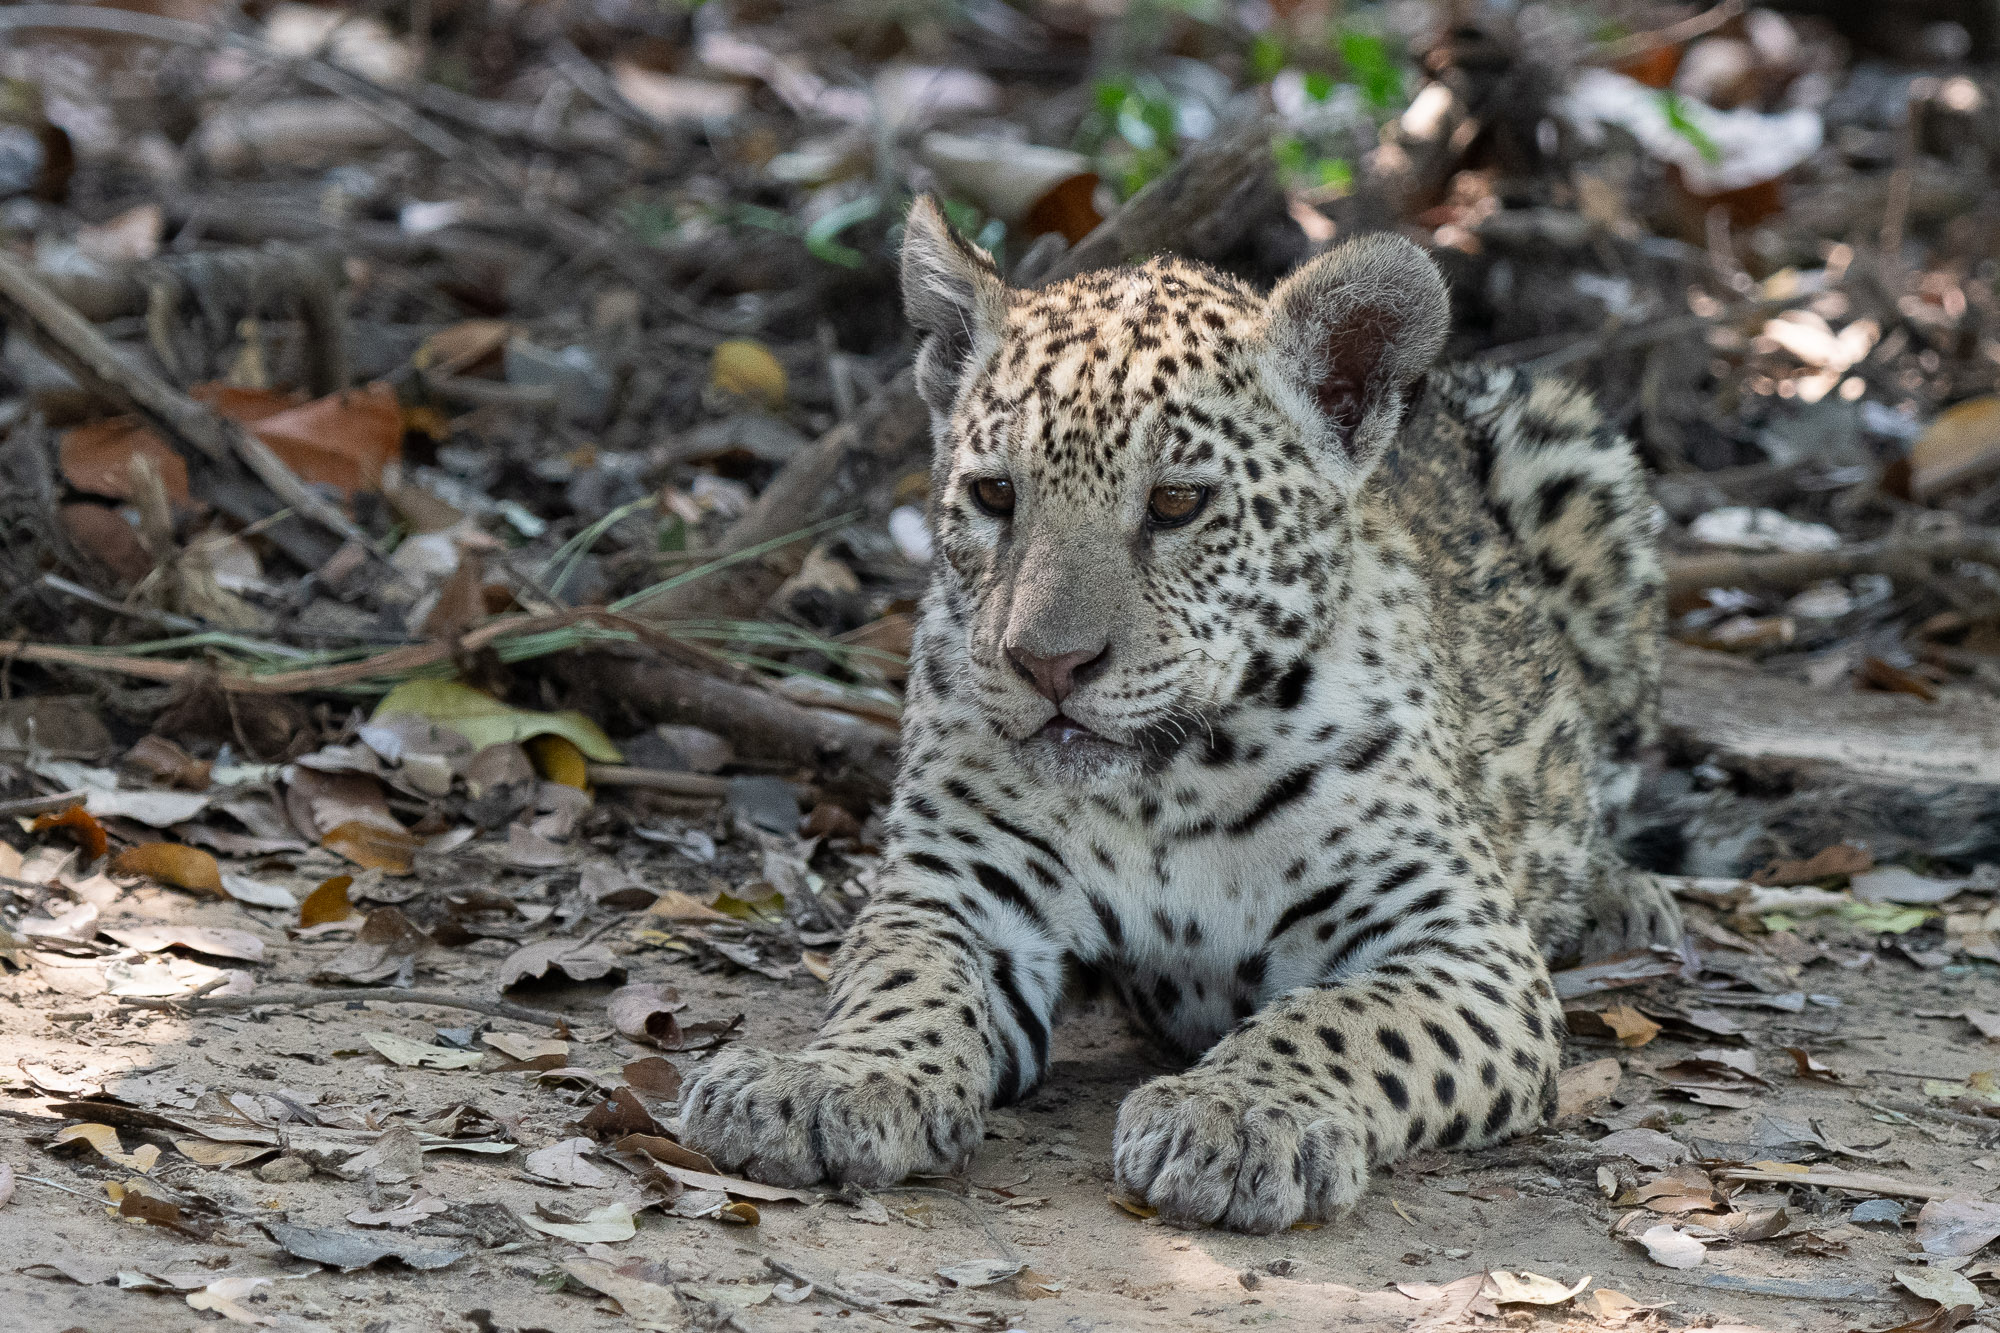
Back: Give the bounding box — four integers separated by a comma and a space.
1038, 713, 1112, 747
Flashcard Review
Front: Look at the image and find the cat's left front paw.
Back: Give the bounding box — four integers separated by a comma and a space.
1111, 1073, 1367, 1233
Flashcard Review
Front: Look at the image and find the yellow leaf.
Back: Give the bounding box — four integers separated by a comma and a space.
53, 1123, 158, 1172
299, 874, 354, 928
717, 1201, 760, 1225
525, 734, 591, 791
373, 679, 621, 763
109, 842, 223, 896
710, 339, 786, 410
712, 888, 785, 925
1107, 1192, 1157, 1219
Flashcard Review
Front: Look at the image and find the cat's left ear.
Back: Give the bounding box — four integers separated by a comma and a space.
1260, 233, 1449, 483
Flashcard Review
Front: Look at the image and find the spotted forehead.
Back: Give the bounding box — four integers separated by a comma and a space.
957, 257, 1266, 478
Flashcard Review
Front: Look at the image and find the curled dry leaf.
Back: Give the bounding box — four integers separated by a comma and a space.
52, 1123, 159, 1172
1554, 1058, 1623, 1119
558, 1257, 683, 1329
607, 982, 685, 1046
315, 907, 429, 986
710, 339, 787, 410
185, 1276, 275, 1325
937, 1258, 1025, 1288
29, 805, 107, 860
1896, 1266, 1985, 1310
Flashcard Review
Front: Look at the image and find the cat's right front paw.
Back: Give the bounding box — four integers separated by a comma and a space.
679, 1047, 983, 1189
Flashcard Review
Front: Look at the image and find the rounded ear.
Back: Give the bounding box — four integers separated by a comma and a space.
902, 196, 1006, 419
1261, 233, 1449, 481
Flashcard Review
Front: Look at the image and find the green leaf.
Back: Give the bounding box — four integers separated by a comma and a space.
805, 194, 882, 269
373, 679, 622, 763
1302, 70, 1335, 103
1338, 29, 1404, 110
1836, 901, 1933, 935
1660, 91, 1723, 165
1248, 33, 1286, 83
712, 889, 786, 925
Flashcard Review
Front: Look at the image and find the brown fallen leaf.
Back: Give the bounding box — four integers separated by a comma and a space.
30, 804, 107, 860
299, 875, 355, 927
59, 418, 191, 505
1752, 841, 1873, 886
314, 907, 429, 986
1783, 1047, 1844, 1082
581, 1088, 668, 1141
320, 820, 421, 876
123, 735, 212, 790
623, 1057, 682, 1102
102, 924, 263, 963
59, 503, 153, 585
607, 982, 686, 1046
1565, 1003, 1661, 1048
1858, 656, 1940, 703
616, 1133, 719, 1175
247, 383, 403, 496
109, 843, 224, 896
1911, 393, 2000, 501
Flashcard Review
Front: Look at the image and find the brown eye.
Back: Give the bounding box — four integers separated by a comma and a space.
1147, 484, 1209, 528
970, 477, 1016, 518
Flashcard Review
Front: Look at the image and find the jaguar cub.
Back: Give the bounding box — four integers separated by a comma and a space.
681, 198, 1681, 1233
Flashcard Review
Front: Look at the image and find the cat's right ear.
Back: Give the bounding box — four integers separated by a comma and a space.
902, 196, 1007, 418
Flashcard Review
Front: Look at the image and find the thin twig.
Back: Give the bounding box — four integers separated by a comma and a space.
586, 765, 730, 798
1591, 0, 1747, 67
762, 1257, 892, 1313
0, 789, 85, 819
117, 986, 564, 1027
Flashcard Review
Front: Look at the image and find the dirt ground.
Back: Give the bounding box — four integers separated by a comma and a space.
4, 851, 1998, 1333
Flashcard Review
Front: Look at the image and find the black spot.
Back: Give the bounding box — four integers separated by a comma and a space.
1339, 729, 1399, 772
1237, 953, 1268, 989
1458, 1005, 1501, 1050
1482, 1089, 1515, 1135
1434, 1072, 1456, 1105
1376, 1072, 1410, 1110
1251, 495, 1278, 531
1422, 1020, 1461, 1061
1378, 1029, 1413, 1062
1269, 1035, 1297, 1057
1268, 880, 1353, 942
1317, 1025, 1347, 1055
1273, 660, 1312, 710
908, 851, 956, 878
1225, 764, 1321, 837
875, 970, 918, 992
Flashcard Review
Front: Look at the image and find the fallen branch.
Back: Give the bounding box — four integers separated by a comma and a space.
118, 986, 563, 1027
1664, 529, 2000, 598
1714, 1163, 1975, 1203
0, 247, 362, 567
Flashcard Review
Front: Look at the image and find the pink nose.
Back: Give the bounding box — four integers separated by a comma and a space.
1006, 644, 1109, 703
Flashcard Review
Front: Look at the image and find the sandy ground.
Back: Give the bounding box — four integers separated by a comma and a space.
3, 866, 1998, 1333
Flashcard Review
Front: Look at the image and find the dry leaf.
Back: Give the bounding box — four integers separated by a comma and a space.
1108, 1192, 1158, 1219
1483, 1270, 1590, 1305
521, 1200, 637, 1243
320, 819, 421, 875
710, 339, 786, 409
937, 1258, 1026, 1288
1556, 1058, 1623, 1118
185, 1275, 274, 1326
1897, 1266, 1986, 1310
299, 875, 355, 927
523, 1137, 612, 1188
1635, 1223, 1706, 1268
623, 1056, 682, 1102
102, 924, 263, 962
58, 419, 191, 505
363, 1032, 485, 1069
1918, 1198, 2000, 1257
262, 1221, 463, 1271
53, 1124, 159, 1172
1912, 395, 2000, 501
414, 320, 513, 376
1752, 842, 1872, 886
0, 1161, 13, 1208
30, 804, 107, 860
248, 383, 402, 496
372, 679, 620, 762
108, 841, 225, 897
1566, 1004, 1660, 1047
498, 939, 623, 989
559, 1257, 684, 1329
607, 982, 686, 1046
315, 906, 429, 985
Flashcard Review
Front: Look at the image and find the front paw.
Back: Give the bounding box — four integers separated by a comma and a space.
1112, 1074, 1366, 1233
679, 1047, 982, 1189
